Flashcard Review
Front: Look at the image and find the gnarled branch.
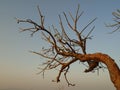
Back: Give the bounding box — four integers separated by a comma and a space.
16, 5, 112, 87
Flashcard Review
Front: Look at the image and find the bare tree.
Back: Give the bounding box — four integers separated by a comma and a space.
106, 9, 120, 33
16, 5, 120, 90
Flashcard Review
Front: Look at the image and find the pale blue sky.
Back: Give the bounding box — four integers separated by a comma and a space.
0, 0, 120, 90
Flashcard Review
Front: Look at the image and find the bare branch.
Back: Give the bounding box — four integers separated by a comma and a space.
17, 5, 103, 88
56, 58, 78, 83
19, 27, 35, 32
63, 12, 74, 30
69, 12, 74, 22
80, 18, 97, 34
84, 26, 95, 40
76, 4, 80, 20
37, 5, 45, 28
59, 15, 71, 41
64, 66, 75, 86
106, 9, 120, 33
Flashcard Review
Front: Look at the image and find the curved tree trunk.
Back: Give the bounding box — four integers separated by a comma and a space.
16, 6, 120, 89
76, 53, 120, 90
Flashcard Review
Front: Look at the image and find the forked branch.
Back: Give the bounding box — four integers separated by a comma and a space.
17, 5, 99, 86
106, 9, 120, 33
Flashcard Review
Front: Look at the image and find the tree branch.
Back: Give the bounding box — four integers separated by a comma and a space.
17, 4, 120, 89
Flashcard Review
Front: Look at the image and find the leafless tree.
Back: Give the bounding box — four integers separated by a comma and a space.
16, 5, 120, 90
106, 9, 120, 33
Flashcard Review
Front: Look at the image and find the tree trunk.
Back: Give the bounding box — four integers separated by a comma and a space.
76, 53, 120, 90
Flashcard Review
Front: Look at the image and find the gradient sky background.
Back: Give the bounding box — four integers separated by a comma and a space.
0, 0, 120, 90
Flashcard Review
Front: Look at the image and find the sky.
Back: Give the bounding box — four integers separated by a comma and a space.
0, 0, 120, 90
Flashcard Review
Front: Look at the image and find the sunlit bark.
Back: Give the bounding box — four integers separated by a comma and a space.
16, 5, 120, 90
76, 53, 120, 90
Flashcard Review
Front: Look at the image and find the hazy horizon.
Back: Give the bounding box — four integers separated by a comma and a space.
0, 0, 120, 90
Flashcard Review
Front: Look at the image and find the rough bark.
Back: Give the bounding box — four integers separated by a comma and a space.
76, 53, 120, 90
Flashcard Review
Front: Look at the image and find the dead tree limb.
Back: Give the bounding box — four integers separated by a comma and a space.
17, 5, 120, 90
